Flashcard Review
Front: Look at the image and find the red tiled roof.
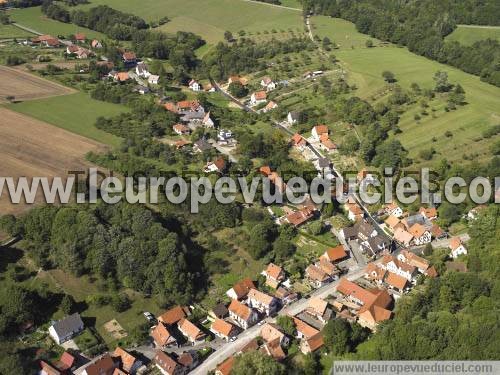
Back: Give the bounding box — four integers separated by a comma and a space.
74, 33, 86, 40
151, 322, 175, 347
324, 245, 348, 262
264, 263, 283, 280
158, 306, 189, 325
385, 272, 408, 290
113, 347, 136, 373
306, 264, 329, 282
154, 351, 179, 375
211, 318, 235, 337
293, 317, 319, 338
84, 354, 116, 375
228, 299, 252, 320
230, 278, 255, 299
216, 356, 235, 375
253, 91, 267, 100
313, 125, 328, 135
178, 318, 204, 341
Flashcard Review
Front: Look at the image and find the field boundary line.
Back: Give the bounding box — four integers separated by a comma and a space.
11, 22, 42, 36
241, 0, 302, 12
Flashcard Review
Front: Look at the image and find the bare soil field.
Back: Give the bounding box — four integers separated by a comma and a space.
0, 108, 107, 215
0, 65, 75, 103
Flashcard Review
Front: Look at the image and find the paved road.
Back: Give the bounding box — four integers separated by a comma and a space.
12, 23, 42, 36
191, 265, 365, 374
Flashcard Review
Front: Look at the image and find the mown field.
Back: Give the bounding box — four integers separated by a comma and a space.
0, 24, 34, 39
8, 6, 105, 38
6, 92, 125, 146
446, 25, 500, 45
312, 17, 500, 165
72, 0, 302, 44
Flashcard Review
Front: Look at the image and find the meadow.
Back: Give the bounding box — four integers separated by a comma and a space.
73, 0, 302, 44
9, 7, 105, 39
446, 25, 500, 45
7, 92, 125, 146
312, 17, 500, 165
0, 24, 34, 39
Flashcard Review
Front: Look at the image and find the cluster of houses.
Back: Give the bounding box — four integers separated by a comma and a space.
304, 245, 348, 288
29, 32, 102, 60
341, 216, 391, 257
289, 125, 336, 156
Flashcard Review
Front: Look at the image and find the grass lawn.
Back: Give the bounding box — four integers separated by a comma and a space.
280, 0, 302, 9
6, 92, 125, 146
446, 25, 500, 45
0, 24, 35, 39
9, 7, 105, 39
312, 16, 500, 165
73, 0, 302, 44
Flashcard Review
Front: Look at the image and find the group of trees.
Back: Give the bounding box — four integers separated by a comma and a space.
302, 0, 500, 87
4, 203, 199, 307
203, 37, 315, 81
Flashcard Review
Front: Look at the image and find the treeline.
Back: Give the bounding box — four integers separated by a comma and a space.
2, 203, 199, 307
203, 37, 315, 80
302, 0, 500, 87
350, 205, 500, 360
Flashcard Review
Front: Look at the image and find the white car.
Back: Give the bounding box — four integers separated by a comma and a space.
230, 336, 238, 342
258, 320, 266, 326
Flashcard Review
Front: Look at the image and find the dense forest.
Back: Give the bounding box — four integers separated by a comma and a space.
302, 0, 500, 87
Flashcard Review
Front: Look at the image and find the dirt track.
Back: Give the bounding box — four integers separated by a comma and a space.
0, 108, 107, 215
0, 65, 75, 103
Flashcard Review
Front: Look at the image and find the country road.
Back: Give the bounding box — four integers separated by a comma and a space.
12, 23, 41, 36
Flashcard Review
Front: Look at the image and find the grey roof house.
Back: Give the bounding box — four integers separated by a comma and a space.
49, 313, 84, 345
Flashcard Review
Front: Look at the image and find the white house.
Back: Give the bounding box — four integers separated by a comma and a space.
287, 111, 300, 125
148, 75, 160, 85
378, 255, 417, 282
49, 313, 84, 344
250, 91, 267, 105
311, 125, 328, 142
135, 62, 150, 78
449, 237, 467, 258
385, 203, 403, 218
260, 76, 276, 91
247, 288, 279, 316
189, 79, 202, 91
203, 112, 215, 128
408, 224, 432, 246
228, 300, 258, 329
210, 319, 238, 341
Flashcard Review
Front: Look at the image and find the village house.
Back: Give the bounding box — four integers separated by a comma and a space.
247, 288, 279, 316
261, 263, 286, 289
397, 249, 430, 273
54, 352, 75, 373
311, 125, 328, 142
261, 338, 287, 361
122, 51, 137, 66
113, 72, 130, 82
293, 317, 319, 340
378, 255, 417, 282
210, 318, 238, 341
274, 287, 298, 305
250, 91, 267, 105
173, 123, 190, 136
135, 62, 150, 78
284, 207, 316, 227
204, 158, 226, 174
260, 76, 276, 91
205, 83, 216, 92
40, 361, 61, 375
193, 138, 212, 153
188, 79, 202, 91
32, 34, 60, 47
203, 112, 215, 128
151, 322, 177, 349
148, 74, 160, 85
228, 299, 258, 329
75, 47, 92, 59
419, 206, 438, 221
158, 306, 191, 326
226, 278, 255, 300
385, 214, 404, 232
178, 318, 206, 344
74, 33, 86, 43
321, 245, 349, 263
449, 237, 467, 258
208, 303, 229, 321
48, 313, 84, 345
154, 351, 184, 375
81, 354, 117, 375
306, 297, 333, 324
364, 263, 386, 285
113, 347, 142, 374
291, 133, 307, 151
177, 351, 200, 372
393, 227, 414, 247
408, 223, 432, 245
305, 264, 330, 288
91, 39, 102, 49
345, 202, 364, 221
217, 129, 234, 145
317, 258, 340, 279
384, 271, 409, 293
215, 356, 235, 375
300, 332, 324, 355
227, 75, 248, 86
262, 101, 278, 113
385, 202, 403, 218
319, 133, 336, 152
261, 323, 290, 347
287, 111, 300, 125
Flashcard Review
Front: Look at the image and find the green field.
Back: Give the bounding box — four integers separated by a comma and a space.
312, 16, 373, 50
312, 17, 500, 165
73, 0, 302, 44
0, 24, 34, 39
446, 25, 500, 45
9, 7, 105, 39
6, 92, 125, 146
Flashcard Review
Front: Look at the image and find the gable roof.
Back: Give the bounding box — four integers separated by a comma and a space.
216, 356, 235, 375
178, 318, 204, 341
303, 332, 324, 352
113, 347, 136, 373
40, 361, 61, 375
308, 297, 328, 316
449, 237, 463, 250
293, 317, 319, 338
84, 354, 116, 375
211, 303, 229, 318
261, 323, 284, 343
230, 278, 255, 299
313, 125, 329, 135
56, 352, 75, 371
265, 101, 278, 110
261, 338, 286, 361
50, 313, 83, 339
264, 263, 283, 280
394, 227, 414, 244
285, 207, 315, 226
385, 214, 400, 229
385, 271, 408, 290
74, 33, 86, 40
247, 288, 275, 306
154, 351, 179, 374
399, 249, 429, 270
253, 91, 267, 100
305, 264, 328, 282
158, 306, 189, 325
419, 206, 437, 219
151, 322, 175, 346
228, 299, 253, 321
324, 245, 348, 262
211, 318, 235, 337
318, 258, 337, 276
408, 223, 428, 238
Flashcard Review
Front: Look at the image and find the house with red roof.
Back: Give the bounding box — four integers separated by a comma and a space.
154, 351, 183, 375
204, 157, 226, 173
250, 90, 267, 105
261, 263, 286, 289
247, 288, 279, 316
74, 33, 86, 43
173, 123, 190, 135
210, 319, 238, 341
449, 237, 467, 258
228, 299, 258, 329
311, 125, 328, 142
321, 245, 348, 263
226, 278, 255, 300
